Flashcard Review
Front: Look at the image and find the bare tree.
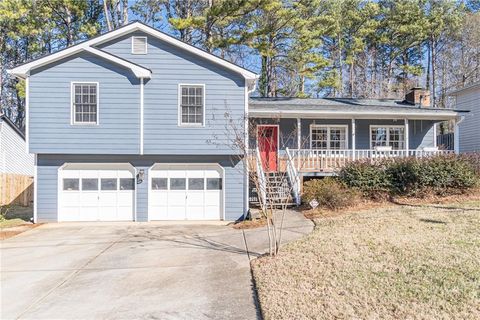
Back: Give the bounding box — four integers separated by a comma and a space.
211, 108, 308, 256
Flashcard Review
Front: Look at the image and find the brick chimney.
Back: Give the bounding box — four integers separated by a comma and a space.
405, 87, 431, 108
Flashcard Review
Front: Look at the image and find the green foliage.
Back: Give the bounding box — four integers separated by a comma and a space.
302, 178, 359, 210
338, 160, 391, 198
340, 155, 478, 197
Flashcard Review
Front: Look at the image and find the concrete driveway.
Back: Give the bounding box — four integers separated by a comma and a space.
1, 213, 313, 320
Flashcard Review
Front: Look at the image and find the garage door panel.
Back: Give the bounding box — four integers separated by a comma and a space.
59, 167, 134, 222
149, 166, 223, 221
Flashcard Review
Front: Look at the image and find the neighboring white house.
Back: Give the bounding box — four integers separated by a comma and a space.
0, 114, 34, 175
449, 81, 480, 153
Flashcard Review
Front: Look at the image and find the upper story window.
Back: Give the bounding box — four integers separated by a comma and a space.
371, 126, 405, 150
72, 82, 98, 124
310, 125, 347, 150
179, 84, 205, 126
132, 36, 147, 54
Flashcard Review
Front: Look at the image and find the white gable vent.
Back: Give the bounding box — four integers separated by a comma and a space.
132, 36, 147, 54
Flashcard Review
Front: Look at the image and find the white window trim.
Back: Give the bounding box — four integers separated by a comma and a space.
178, 83, 206, 127
70, 81, 99, 126
369, 125, 406, 149
131, 36, 148, 54
310, 124, 349, 150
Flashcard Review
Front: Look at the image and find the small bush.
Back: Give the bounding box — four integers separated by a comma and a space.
338, 160, 391, 198
303, 178, 359, 210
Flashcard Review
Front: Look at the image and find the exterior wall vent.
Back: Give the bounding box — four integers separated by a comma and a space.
132, 36, 147, 54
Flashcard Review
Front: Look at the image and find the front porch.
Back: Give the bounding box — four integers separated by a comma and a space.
281, 148, 453, 174
251, 117, 457, 174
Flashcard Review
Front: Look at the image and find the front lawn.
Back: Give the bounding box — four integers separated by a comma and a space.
252, 202, 480, 319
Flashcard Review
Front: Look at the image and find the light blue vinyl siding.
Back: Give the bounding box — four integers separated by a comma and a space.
98, 32, 245, 155
36, 154, 245, 222
135, 166, 149, 222
29, 52, 141, 154
36, 165, 58, 222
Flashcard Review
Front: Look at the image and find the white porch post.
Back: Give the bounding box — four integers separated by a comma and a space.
351, 118, 356, 160
433, 122, 437, 148
297, 118, 301, 171
297, 118, 302, 149
454, 118, 460, 154
404, 118, 410, 155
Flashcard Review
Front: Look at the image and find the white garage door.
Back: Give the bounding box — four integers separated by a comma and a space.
59, 164, 135, 221
149, 165, 223, 220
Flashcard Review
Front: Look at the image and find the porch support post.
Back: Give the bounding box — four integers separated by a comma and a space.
433, 122, 437, 148
297, 118, 301, 149
297, 118, 301, 171
404, 118, 410, 155
454, 118, 460, 154
351, 118, 356, 160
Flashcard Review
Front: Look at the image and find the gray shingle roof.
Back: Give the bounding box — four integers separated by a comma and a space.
248, 97, 467, 115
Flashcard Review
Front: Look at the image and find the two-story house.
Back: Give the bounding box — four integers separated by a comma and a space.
8, 22, 257, 223
8, 22, 466, 222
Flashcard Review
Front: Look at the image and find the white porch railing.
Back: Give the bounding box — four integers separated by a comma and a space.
285, 148, 300, 205
289, 149, 454, 172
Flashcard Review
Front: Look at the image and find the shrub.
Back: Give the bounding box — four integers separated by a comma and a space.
338, 160, 391, 198
302, 178, 359, 210
415, 154, 478, 195
339, 154, 478, 198
386, 158, 421, 195
463, 152, 480, 177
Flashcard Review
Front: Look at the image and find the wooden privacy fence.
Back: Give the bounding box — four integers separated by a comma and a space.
0, 174, 34, 206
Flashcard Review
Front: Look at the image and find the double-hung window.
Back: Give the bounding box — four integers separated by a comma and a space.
179, 85, 204, 126
310, 125, 347, 150
72, 82, 98, 124
370, 126, 405, 149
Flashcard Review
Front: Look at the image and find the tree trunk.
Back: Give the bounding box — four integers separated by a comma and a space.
122, 0, 128, 25
104, 0, 113, 31
426, 40, 431, 91
431, 37, 436, 108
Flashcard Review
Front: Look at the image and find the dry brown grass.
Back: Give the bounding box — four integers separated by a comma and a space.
252, 201, 480, 320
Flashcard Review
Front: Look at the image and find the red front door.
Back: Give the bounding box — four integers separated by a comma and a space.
258, 126, 278, 172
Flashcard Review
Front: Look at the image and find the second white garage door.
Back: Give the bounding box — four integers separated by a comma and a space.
149, 165, 223, 220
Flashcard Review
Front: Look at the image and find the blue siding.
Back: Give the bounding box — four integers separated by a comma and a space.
36, 165, 58, 222
36, 154, 245, 222
98, 32, 245, 155
136, 166, 149, 222
410, 120, 435, 149
29, 53, 141, 154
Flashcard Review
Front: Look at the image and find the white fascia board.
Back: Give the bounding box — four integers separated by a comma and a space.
8, 22, 256, 81
84, 47, 151, 78
7, 46, 86, 78
248, 109, 460, 120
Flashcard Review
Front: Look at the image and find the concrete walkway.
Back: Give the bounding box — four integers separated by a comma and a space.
1, 210, 313, 320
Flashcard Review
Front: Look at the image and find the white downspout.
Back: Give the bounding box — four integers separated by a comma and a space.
140, 78, 144, 155
454, 116, 465, 154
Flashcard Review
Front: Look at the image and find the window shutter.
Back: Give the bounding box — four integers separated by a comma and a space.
132, 37, 147, 54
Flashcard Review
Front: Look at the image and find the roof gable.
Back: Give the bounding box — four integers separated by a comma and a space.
7, 22, 257, 84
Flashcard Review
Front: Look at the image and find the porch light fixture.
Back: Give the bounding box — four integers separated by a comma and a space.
137, 170, 145, 184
